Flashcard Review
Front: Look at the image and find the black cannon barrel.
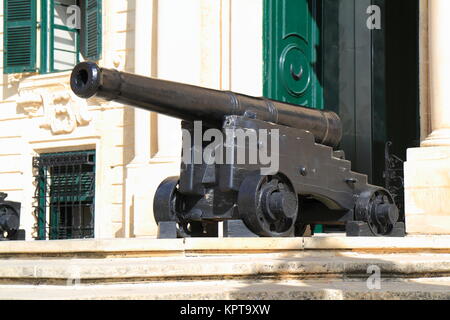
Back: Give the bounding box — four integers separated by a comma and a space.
70, 62, 342, 147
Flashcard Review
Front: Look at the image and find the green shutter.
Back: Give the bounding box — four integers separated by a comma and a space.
81, 0, 102, 61
3, 0, 37, 74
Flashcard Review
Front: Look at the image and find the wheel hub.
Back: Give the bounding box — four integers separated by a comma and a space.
239, 174, 298, 237
355, 188, 399, 236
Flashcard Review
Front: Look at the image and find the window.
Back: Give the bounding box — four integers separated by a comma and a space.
33, 151, 96, 240
4, 0, 102, 74
47, 0, 81, 72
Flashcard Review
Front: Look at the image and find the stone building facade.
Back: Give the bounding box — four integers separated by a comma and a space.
0, 0, 262, 240
0, 0, 448, 241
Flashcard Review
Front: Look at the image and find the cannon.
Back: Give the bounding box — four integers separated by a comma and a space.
71, 62, 405, 238
0, 193, 24, 241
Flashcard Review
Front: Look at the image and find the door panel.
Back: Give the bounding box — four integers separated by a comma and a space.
264, 0, 323, 109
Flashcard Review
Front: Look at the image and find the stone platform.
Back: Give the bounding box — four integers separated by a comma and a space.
0, 236, 449, 300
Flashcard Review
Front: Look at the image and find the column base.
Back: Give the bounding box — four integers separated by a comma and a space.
404, 146, 450, 235
421, 129, 450, 147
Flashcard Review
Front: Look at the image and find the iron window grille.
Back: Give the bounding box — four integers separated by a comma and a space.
33, 150, 96, 240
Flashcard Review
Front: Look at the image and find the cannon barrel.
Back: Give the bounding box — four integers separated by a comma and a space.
70, 62, 342, 147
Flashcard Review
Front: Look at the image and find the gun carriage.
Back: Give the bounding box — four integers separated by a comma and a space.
0, 193, 24, 241
71, 62, 405, 238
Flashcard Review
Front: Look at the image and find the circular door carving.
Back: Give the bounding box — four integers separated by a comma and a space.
279, 43, 311, 97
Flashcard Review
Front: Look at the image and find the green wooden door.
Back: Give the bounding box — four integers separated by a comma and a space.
264, 0, 323, 109
263, 0, 420, 216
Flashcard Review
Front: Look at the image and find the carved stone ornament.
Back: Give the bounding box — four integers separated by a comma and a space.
14, 71, 112, 135
16, 91, 44, 116
39, 91, 92, 135
17, 87, 92, 135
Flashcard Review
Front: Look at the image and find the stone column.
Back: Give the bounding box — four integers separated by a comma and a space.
404, 0, 450, 234
422, 0, 450, 147
132, 0, 152, 165
124, 0, 155, 238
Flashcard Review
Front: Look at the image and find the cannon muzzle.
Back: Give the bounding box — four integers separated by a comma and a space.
71, 62, 342, 147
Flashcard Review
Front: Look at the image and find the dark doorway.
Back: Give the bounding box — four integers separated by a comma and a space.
264, 0, 420, 186
320, 0, 421, 185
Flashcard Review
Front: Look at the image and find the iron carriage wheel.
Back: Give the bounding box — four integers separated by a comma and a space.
355, 188, 400, 236
238, 173, 299, 237
153, 177, 209, 237
153, 176, 181, 223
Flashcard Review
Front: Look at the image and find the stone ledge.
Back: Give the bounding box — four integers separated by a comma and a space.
0, 238, 185, 258
184, 238, 304, 253
302, 235, 450, 251
1, 236, 450, 258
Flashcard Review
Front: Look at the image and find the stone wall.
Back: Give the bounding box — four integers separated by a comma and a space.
127, 0, 264, 237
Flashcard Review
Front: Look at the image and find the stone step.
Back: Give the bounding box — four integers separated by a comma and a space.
2, 278, 450, 300
1, 252, 450, 285
1, 236, 449, 299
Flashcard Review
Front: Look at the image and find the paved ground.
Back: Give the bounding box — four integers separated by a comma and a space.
1, 278, 449, 300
